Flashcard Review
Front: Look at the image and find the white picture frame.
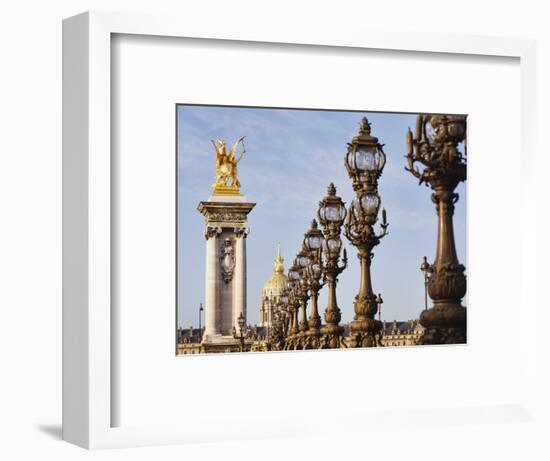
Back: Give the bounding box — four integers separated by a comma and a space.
62, 10, 538, 450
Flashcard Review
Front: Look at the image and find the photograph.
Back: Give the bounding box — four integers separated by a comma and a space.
176, 105, 467, 354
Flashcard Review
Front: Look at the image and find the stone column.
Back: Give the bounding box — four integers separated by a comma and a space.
232, 228, 248, 332
203, 227, 220, 338
197, 198, 255, 348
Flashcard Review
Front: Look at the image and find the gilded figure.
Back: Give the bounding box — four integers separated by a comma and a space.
211, 136, 247, 191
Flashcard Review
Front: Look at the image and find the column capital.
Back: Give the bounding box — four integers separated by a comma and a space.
234, 227, 250, 239
204, 226, 222, 240
197, 201, 256, 225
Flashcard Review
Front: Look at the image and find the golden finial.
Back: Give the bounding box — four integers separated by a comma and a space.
274, 242, 284, 274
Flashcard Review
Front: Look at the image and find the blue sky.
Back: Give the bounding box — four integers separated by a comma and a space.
177, 105, 467, 328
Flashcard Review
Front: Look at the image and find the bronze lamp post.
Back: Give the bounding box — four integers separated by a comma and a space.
343, 117, 389, 348
376, 293, 383, 321
317, 183, 348, 349
271, 310, 285, 351
295, 250, 311, 349
405, 114, 467, 344
303, 220, 325, 349
420, 256, 432, 312
232, 312, 247, 352
283, 281, 294, 343
277, 288, 290, 338
198, 303, 204, 341
285, 270, 300, 350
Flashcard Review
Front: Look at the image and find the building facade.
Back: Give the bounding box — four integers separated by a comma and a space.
380, 319, 424, 347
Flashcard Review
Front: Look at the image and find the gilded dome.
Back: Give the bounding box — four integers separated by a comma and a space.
262, 243, 287, 297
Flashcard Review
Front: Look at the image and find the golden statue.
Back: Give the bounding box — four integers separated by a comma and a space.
211, 136, 247, 195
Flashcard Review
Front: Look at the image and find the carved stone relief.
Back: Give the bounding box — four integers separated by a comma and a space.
220, 238, 236, 283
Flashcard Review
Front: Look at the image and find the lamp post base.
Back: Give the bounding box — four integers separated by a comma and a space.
304, 328, 321, 349
350, 331, 383, 348
349, 317, 383, 348
320, 324, 345, 349
284, 334, 296, 350
419, 304, 467, 345
295, 331, 307, 350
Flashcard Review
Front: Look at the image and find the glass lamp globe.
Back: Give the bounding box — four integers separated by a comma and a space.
347, 144, 386, 173
361, 193, 381, 217
425, 118, 437, 146
351, 197, 361, 219
304, 220, 323, 251
318, 184, 346, 226
289, 266, 300, 281
420, 256, 431, 274
447, 116, 466, 143
327, 203, 345, 222
298, 254, 310, 268
311, 262, 321, 276
326, 237, 341, 253
306, 234, 322, 251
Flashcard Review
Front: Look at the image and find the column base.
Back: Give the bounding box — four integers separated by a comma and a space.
201, 334, 238, 345
201, 335, 250, 353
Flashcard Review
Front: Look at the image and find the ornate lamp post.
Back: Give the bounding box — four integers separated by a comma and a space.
266, 293, 274, 341
317, 183, 348, 349
271, 310, 284, 351
278, 288, 290, 338
288, 263, 301, 338
343, 117, 389, 348
420, 256, 432, 311
295, 249, 312, 349
285, 268, 300, 350
376, 293, 383, 321
198, 303, 204, 341
232, 311, 247, 352
303, 220, 325, 349
405, 114, 467, 344
275, 287, 289, 338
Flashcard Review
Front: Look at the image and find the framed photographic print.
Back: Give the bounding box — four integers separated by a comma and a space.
63, 11, 538, 450
175, 105, 467, 355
